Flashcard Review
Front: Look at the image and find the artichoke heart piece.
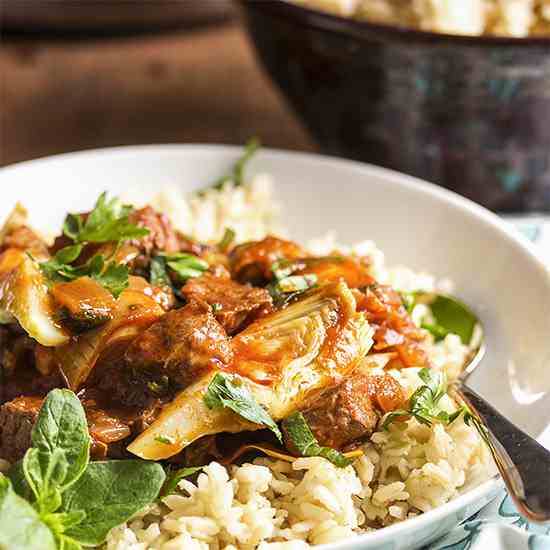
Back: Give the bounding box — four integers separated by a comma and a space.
0, 250, 69, 346
128, 281, 374, 460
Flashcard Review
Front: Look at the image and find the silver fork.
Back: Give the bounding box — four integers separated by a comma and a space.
452, 341, 550, 523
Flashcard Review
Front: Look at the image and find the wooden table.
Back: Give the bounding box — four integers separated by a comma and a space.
0, 21, 317, 166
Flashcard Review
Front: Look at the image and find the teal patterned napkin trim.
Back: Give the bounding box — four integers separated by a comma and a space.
427, 492, 550, 550
425, 216, 550, 550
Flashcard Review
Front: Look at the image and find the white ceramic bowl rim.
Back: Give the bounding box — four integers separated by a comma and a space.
1, 145, 549, 550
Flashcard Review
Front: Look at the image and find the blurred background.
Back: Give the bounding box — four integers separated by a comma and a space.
0, 1, 316, 167
1, 0, 549, 212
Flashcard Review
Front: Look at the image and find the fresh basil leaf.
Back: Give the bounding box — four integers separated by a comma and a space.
204, 373, 282, 442
23, 448, 65, 514
282, 412, 352, 468
60, 460, 165, 546
162, 466, 203, 496
7, 460, 34, 501
76, 192, 149, 244
0, 475, 57, 550
31, 389, 91, 493
428, 295, 477, 345
218, 228, 236, 252
207, 139, 260, 191
93, 262, 129, 299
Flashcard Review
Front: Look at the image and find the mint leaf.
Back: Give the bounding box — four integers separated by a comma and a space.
27, 389, 90, 491
60, 460, 165, 546
204, 373, 282, 442
0, 475, 57, 550
282, 412, 352, 468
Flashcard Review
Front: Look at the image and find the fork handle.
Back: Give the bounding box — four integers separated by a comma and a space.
456, 383, 550, 523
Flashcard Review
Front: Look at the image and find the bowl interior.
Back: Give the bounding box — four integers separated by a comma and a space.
1, 145, 549, 444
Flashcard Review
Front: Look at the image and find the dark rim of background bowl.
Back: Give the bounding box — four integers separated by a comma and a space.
241, 0, 550, 46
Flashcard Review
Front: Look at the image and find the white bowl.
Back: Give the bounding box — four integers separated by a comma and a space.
1, 145, 549, 550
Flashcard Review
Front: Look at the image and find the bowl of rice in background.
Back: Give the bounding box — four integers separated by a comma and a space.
238, 0, 550, 213
1, 144, 549, 550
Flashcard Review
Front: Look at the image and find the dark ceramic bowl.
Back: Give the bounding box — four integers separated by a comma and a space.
239, 0, 550, 212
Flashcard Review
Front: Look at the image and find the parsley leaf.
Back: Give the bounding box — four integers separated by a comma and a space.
67, 192, 149, 244
204, 373, 282, 442
40, 252, 128, 298
282, 412, 353, 468
383, 368, 453, 428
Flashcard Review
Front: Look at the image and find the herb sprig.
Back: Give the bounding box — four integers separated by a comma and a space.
39, 193, 149, 298
282, 412, 353, 468
204, 373, 282, 442
205, 139, 260, 192
1, 389, 165, 550
382, 368, 486, 440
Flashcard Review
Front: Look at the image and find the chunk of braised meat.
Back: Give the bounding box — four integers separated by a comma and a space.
283, 373, 406, 452
354, 285, 430, 368
181, 268, 273, 335
0, 396, 42, 463
230, 236, 307, 284
124, 300, 233, 388
128, 206, 180, 268
0, 394, 149, 462
0, 326, 64, 404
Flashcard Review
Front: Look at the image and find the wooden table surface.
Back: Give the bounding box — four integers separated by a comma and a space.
0, 21, 317, 166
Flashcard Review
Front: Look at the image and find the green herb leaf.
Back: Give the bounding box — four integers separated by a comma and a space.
282, 412, 352, 468
428, 295, 478, 345
0, 475, 57, 550
71, 192, 149, 244
60, 460, 165, 546
421, 321, 450, 342
218, 228, 236, 252
63, 214, 83, 242
208, 139, 260, 191
162, 466, 203, 496
93, 262, 129, 299
30, 389, 91, 494
267, 274, 318, 307
204, 373, 282, 442
163, 252, 208, 282
150, 256, 171, 288
383, 368, 462, 430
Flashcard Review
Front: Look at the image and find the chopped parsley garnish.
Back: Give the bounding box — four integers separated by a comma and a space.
204, 373, 282, 442
282, 412, 353, 468
39, 193, 148, 298
382, 368, 486, 440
